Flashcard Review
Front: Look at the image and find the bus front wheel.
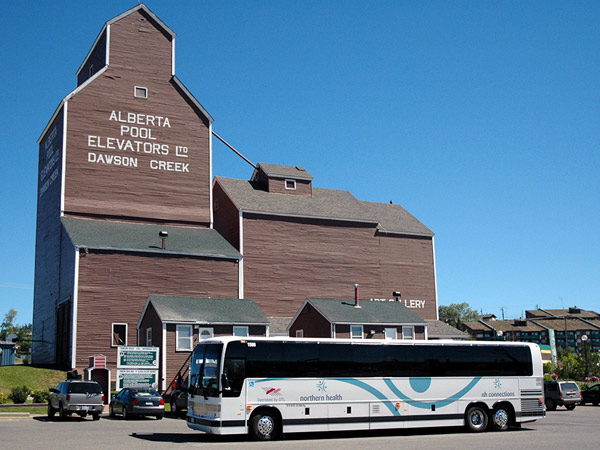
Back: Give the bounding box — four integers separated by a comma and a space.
250, 411, 279, 440
465, 405, 488, 432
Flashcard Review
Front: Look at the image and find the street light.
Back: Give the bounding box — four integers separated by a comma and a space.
581, 335, 589, 379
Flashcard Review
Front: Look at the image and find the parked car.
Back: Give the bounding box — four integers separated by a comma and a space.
581, 383, 600, 406
544, 380, 581, 410
169, 388, 188, 415
48, 380, 104, 420
109, 387, 164, 420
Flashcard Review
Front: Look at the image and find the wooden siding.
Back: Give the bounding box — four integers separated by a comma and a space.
288, 304, 331, 338
64, 9, 211, 224
213, 181, 240, 249
268, 178, 312, 196
242, 214, 437, 320
77, 29, 107, 86
74, 251, 239, 371
32, 110, 65, 364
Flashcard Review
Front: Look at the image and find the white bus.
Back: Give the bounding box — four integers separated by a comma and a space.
186, 337, 544, 440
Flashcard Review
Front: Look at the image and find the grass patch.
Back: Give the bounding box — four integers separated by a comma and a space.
0, 366, 66, 400
0, 406, 47, 415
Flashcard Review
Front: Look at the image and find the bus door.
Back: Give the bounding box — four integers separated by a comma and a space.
188, 343, 222, 421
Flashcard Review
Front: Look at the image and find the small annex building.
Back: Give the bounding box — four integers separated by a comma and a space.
288, 298, 428, 340
139, 296, 268, 385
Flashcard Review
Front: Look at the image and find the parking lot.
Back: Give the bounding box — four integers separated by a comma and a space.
1, 405, 599, 450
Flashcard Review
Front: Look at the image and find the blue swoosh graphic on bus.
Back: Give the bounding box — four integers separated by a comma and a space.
334, 379, 400, 416
255, 378, 399, 415
383, 377, 482, 409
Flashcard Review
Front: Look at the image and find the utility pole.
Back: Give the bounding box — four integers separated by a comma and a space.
500, 306, 506, 320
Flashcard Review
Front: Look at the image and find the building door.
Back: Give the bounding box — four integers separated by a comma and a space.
56, 301, 71, 368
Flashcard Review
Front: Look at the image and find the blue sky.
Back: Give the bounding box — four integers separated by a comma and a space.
2, 1, 598, 325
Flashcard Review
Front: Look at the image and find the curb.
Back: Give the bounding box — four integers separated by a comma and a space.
0, 412, 30, 418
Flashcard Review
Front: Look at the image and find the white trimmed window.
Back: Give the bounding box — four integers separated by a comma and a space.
296, 329, 304, 338
233, 326, 248, 337
112, 323, 127, 347
146, 328, 152, 347
384, 327, 398, 340
402, 326, 415, 340
176, 325, 193, 351
134, 86, 148, 99
350, 325, 363, 339
285, 179, 296, 190
198, 327, 214, 340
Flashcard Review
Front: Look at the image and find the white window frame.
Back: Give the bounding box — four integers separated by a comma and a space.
146, 328, 152, 347
350, 325, 364, 339
134, 86, 148, 99
296, 329, 304, 338
233, 326, 249, 337
384, 327, 398, 340
111, 323, 128, 347
402, 326, 415, 340
198, 327, 214, 340
176, 324, 193, 351
284, 179, 297, 190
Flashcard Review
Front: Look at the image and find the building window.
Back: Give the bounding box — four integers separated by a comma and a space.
198, 327, 213, 340
112, 323, 127, 347
233, 326, 248, 337
384, 328, 397, 340
350, 325, 363, 339
134, 86, 148, 99
176, 325, 193, 351
285, 179, 296, 190
296, 329, 304, 338
88, 64, 94, 78
146, 328, 152, 347
402, 326, 415, 340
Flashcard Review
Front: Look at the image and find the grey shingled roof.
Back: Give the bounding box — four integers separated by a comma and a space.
307, 299, 426, 325
426, 320, 469, 339
253, 163, 313, 181
62, 217, 241, 260
147, 295, 268, 324
268, 317, 293, 336
216, 177, 433, 236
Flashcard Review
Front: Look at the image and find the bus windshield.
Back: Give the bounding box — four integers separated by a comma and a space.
189, 342, 222, 398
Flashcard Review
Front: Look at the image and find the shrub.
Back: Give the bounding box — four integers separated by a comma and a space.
31, 389, 50, 403
9, 386, 31, 404
0, 391, 7, 404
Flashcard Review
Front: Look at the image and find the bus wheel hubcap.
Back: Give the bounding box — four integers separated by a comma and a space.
495, 410, 508, 427
471, 411, 483, 426
257, 416, 274, 436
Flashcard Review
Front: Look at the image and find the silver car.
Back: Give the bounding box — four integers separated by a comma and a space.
48, 380, 104, 420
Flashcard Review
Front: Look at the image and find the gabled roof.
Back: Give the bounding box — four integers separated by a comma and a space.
253, 163, 313, 181
62, 217, 241, 260
426, 320, 469, 339
462, 320, 495, 332
144, 295, 268, 325
304, 298, 427, 325
76, 3, 174, 77
531, 318, 600, 332
215, 177, 434, 236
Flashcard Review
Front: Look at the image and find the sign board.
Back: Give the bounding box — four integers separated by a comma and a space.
116, 369, 159, 390
117, 346, 159, 369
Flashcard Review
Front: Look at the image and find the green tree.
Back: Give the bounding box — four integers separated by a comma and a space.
0, 308, 18, 340
0, 309, 32, 360
439, 302, 480, 329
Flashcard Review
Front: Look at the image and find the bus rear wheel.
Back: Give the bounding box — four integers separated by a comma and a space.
250, 411, 279, 440
490, 404, 511, 431
465, 405, 488, 432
